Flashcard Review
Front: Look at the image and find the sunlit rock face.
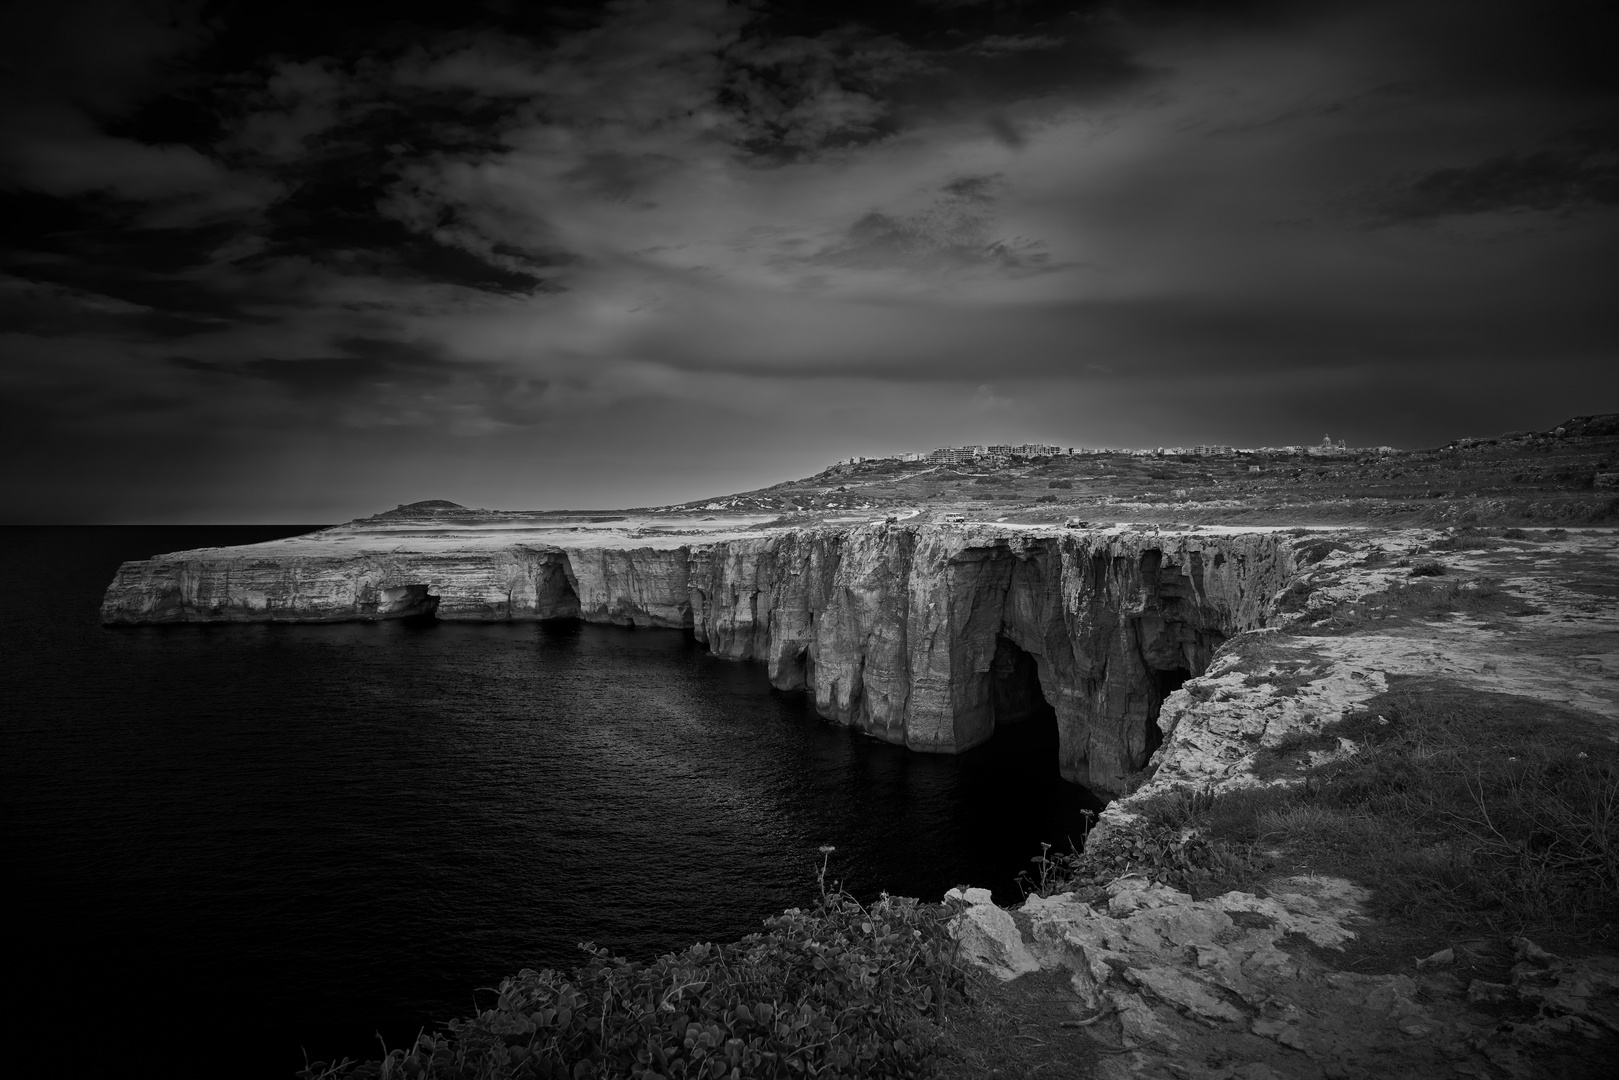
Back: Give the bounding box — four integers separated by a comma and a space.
683, 526, 1292, 793
101, 547, 580, 623
100, 525, 1292, 794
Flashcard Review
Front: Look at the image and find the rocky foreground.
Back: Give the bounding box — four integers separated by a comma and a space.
943, 525, 1619, 1079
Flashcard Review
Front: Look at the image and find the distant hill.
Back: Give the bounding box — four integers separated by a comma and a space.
345, 412, 1617, 528
1549, 414, 1619, 438
367, 500, 478, 520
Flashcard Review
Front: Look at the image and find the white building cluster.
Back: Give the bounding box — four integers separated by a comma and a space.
829, 444, 1069, 468
829, 434, 1395, 471
929, 443, 1067, 464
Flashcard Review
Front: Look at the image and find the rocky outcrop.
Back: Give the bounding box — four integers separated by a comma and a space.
936, 528, 1619, 1078
101, 546, 580, 623
100, 524, 1294, 794
947, 878, 1619, 1080
681, 527, 1292, 791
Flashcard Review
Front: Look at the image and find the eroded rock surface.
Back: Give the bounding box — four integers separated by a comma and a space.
948, 879, 1618, 1080
974, 526, 1619, 1077
1105, 527, 1619, 814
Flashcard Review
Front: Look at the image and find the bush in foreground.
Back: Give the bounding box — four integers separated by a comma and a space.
301, 875, 968, 1080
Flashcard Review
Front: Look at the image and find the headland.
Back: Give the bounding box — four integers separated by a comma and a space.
102, 416, 1619, 1078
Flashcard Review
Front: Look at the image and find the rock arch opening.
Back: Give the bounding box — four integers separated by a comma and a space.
983, 634, 1069, 781
538, 559, 583, 621
989, 634, 1057, 729
1145, 666, 1192, 758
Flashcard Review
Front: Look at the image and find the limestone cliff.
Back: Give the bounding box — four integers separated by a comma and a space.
100, 524, 1293, 794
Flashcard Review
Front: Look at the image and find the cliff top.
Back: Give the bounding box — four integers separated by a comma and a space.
143, 517, 1330, 562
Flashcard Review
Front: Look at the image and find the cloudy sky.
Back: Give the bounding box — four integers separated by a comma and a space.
3, 0, 1616, 521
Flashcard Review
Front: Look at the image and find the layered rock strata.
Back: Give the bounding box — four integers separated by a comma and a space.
100, 525, 1294, 794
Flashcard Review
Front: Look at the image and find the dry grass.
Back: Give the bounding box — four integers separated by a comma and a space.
1127, 679, 1619, 945
1304, 576, 1543, 634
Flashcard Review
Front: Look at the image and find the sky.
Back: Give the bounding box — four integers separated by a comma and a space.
2, 0, 1616, 522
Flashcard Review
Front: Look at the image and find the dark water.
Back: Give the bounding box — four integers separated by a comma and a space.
3, 527, 1100, 1077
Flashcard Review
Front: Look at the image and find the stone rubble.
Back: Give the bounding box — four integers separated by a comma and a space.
947, 879, 1618, 1079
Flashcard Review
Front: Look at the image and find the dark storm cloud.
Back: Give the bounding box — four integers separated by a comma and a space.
940, 175, 997, 200
171, 336, 456, 396
0, 0, 571, 312
3, 0, 1618, 521
562, 151, 684, 205
1376, 138, 1619, 221
0, 279, 228, 339
155, 335, 556, 438
796, 176, 1055, 278
596, 280, 1619, 382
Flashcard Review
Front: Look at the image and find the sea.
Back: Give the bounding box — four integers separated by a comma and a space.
3, 526, 1100, 1077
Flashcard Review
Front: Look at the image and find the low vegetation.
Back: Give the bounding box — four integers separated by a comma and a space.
1302, 575, 1544, 633
302, 856, 970, 1080
1029, 680, 1619, 947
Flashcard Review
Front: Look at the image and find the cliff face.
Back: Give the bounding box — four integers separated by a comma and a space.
101, 525, 1292, 794
683, 527, 1291, 791
100, 545, 581, 623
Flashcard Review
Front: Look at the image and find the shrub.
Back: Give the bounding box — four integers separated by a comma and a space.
1046, 480, 1072, 490
1409, 559, 1446, 577
1275, 578, 1314, 613
300, 867, 968, 1080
